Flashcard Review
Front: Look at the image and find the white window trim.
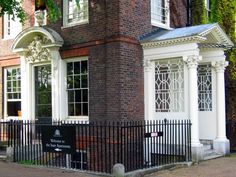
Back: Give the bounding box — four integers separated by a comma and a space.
151, 0, 170, 29
4, 66, 21, 120
62, 0, 89, 28
3, 14, 22, 40
65, 57, 89, 121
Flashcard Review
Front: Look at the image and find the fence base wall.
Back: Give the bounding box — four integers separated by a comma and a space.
191, 144, 203, 163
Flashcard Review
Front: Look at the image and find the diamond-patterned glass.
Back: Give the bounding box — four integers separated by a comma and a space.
155, 58, 184, 112
197, 64, 212, 111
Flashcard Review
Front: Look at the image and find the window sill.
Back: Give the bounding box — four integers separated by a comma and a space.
65, 116, 89, 123
4, 116, 22, 121
151, 20, 172, 30
62, 20, 89, 29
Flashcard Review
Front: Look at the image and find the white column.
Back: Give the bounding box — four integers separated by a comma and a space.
184, 55, 202, 146
213, 61, 228, 140
144, 60, 155, 121
184, 55, 203, 162
212, 61, 230, 155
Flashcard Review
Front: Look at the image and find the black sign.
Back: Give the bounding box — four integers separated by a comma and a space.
42, 125, 76, 154
144, 132, 163, 138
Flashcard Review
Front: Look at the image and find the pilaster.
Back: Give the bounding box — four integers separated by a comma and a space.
144, 60, 155, 121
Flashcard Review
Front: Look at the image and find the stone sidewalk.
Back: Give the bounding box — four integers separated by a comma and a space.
1, 155, 236, 177
145, 155, 236, 177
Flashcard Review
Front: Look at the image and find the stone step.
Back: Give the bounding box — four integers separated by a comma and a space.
203, 144, 212, 151
203, 148, 222, 161
203, 153, 223, 161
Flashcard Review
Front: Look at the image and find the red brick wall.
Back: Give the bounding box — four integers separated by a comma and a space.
0, 0, 189, 121
170, 0, 188, 28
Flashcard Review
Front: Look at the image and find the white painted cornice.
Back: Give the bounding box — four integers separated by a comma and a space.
142, 36, 206, 49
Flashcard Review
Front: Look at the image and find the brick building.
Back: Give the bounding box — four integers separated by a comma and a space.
0, 0, 234, 162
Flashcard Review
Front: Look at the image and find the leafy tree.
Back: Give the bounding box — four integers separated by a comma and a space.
191, 0, 207, 25
210, 0, 236, 79
0, 0, 26, 23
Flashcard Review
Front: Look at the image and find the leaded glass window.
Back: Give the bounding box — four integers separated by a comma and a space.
198, 64, 212, 111
5, 67, 21, 117
155, 58, 184, 112
67, 60, 88, 117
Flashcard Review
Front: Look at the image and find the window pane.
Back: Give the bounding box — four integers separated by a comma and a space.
82, 103, 88, 116
74, 62, 81, 74
7, 101, 21, 117
82, 89, 88, 102
68, 103, 75, 116
67, 76, 74, 89
81, 75, 87, 88
67, 62, 73, 75
75, 103, 81, 116
68, 90, 75, 103
7, 81, 11, 92
74, 76, 80, 88
75, 90, 81, 102
81, 60, 87, 74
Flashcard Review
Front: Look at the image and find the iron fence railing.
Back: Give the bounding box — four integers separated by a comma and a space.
1, 119, 191, 173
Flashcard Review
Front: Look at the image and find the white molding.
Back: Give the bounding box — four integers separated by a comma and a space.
142, 36, 206, 49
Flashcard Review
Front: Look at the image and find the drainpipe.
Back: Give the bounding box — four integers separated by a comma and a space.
187, 0, 191, 26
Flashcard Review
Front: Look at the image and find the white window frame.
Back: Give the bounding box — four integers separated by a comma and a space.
197, 64, 212, 111
63, 0, 89, 27
65, 57, 89, 120
4, 66, 21, 120
151, 0, 170, 29
3, 14, 22, 40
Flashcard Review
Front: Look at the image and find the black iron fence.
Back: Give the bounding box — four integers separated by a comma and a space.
226, 120, 236, 152
0, 120, 11, 144
2, 119, 191, 173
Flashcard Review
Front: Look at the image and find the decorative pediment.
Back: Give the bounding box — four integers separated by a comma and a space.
141, 23, 234, 49
26, 35, 52, 63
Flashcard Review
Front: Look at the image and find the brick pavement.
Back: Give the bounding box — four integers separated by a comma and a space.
145, 155, 236, 177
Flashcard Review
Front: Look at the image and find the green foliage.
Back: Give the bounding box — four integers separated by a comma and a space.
191, 0, 207, 25
0, 0, 26, 23
44, 0, 61, 23
210, 0, 236, 79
